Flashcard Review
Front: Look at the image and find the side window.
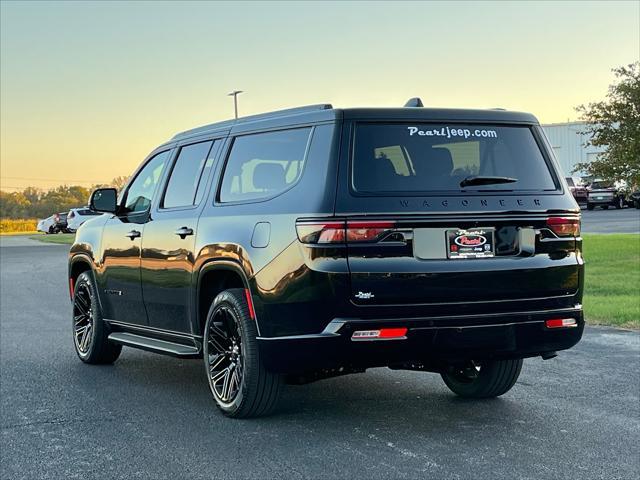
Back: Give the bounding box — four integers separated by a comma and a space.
162, 141, 214, 209
219, 128, 312, 203
122, 150, 170, 214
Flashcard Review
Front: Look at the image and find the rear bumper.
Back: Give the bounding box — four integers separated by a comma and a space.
588, 197, 615, 205
258, 306, 584, 373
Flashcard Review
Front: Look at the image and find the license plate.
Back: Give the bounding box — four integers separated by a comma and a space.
447, 228, 495, 259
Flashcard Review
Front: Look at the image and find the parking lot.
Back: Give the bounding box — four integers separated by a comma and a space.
1, 225, 639, 479
580, 207, 640, 234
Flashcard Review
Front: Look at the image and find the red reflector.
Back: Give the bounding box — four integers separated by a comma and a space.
69, 277, 74, 300
352, 327, 408, 340
244, 288, 256, 320
545, 318, 577, 329
378, 327, 408, 338
547, 217, 580, 237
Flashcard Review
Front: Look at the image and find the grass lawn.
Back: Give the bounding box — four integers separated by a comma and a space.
582, 234, 639, 329
30, 233, 75, 244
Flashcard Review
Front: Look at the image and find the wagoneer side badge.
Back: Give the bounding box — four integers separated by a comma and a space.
355, 291, 375, 300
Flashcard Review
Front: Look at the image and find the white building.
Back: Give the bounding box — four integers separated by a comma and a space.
541, 122, 606, 177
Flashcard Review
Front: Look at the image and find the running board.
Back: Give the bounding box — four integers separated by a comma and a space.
108, 332, 200, 358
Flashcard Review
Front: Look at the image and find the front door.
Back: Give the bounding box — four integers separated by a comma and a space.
141, 140, 218, 333
100, 150, 171, 325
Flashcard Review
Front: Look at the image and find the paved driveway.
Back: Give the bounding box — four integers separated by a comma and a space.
1, 242, 639, 479
581, 207, 640, 234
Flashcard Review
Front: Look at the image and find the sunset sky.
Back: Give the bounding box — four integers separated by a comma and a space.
1, 1, 639, 191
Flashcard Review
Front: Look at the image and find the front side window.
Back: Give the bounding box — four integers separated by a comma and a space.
162, 141, 214, 209
353, 124, 557, 194
219, 128, 312, 203
123, 150, 170, 214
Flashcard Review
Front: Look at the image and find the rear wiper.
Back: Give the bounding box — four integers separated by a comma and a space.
460, 175, 517, 188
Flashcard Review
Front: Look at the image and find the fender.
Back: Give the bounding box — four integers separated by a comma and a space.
194, 259, 262, 335
68, 253, 105, 311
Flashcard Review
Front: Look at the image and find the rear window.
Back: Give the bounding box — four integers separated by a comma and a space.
352, 124, 557, 194
591, 181, 612, 189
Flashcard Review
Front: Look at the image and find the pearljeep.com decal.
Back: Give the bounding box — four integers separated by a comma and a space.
407, 126, 498, 139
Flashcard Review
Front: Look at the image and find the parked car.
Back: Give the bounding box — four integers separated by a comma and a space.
586, 179, 626, 210
565, 176, 588, 204
36, 215, 55, 234
629, 189, 640, 209
66, 207, 102, 232
53, 212, 69, 233
68, 101, 584, 418
37, 212, 69, 233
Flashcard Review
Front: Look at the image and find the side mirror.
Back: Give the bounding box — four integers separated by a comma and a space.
90, 188, 118, 214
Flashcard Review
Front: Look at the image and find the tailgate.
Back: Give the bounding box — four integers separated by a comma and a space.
346, 214, 581, 306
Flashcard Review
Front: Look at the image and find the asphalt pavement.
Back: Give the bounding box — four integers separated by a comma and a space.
1, 238, 639, 480
580, 207, 640, 234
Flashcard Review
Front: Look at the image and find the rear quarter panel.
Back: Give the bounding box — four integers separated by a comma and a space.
194, 122, 349, 337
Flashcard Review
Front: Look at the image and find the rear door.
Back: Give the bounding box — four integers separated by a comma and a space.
336, 121, 581, 307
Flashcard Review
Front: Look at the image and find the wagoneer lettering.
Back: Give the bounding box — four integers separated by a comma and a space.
68, 100, 584, 418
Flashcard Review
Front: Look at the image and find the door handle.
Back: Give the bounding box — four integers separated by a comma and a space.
125, 230, 141, 240
174, 227, 194, 239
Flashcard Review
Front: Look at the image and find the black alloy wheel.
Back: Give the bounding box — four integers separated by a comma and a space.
72, 272, 122, 364
206, 306, 244, 404
73, 283, 94, 354
203, 289, 282, 418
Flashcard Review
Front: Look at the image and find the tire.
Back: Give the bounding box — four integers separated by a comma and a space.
587, 203, 594, 211
441, 358, 523, 398
203, 288, 282, 418
635, 200, 640, 209
72, 272, 122, 364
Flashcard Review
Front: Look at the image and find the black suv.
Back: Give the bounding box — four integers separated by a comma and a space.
69, 102, 584, 418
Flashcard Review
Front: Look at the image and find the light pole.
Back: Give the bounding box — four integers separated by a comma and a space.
228, 90, 243, 119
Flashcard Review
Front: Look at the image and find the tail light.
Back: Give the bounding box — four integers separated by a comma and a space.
346, 221, 395, 242
296, 220, 397, 244
547, 217, 580, 237
296, 222, 346, 244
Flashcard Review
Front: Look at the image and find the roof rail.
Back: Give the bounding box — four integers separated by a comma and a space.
172, 103, 333, 140
235, 103, 333, 123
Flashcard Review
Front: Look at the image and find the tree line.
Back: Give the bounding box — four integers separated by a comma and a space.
0, 176, 128, 219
